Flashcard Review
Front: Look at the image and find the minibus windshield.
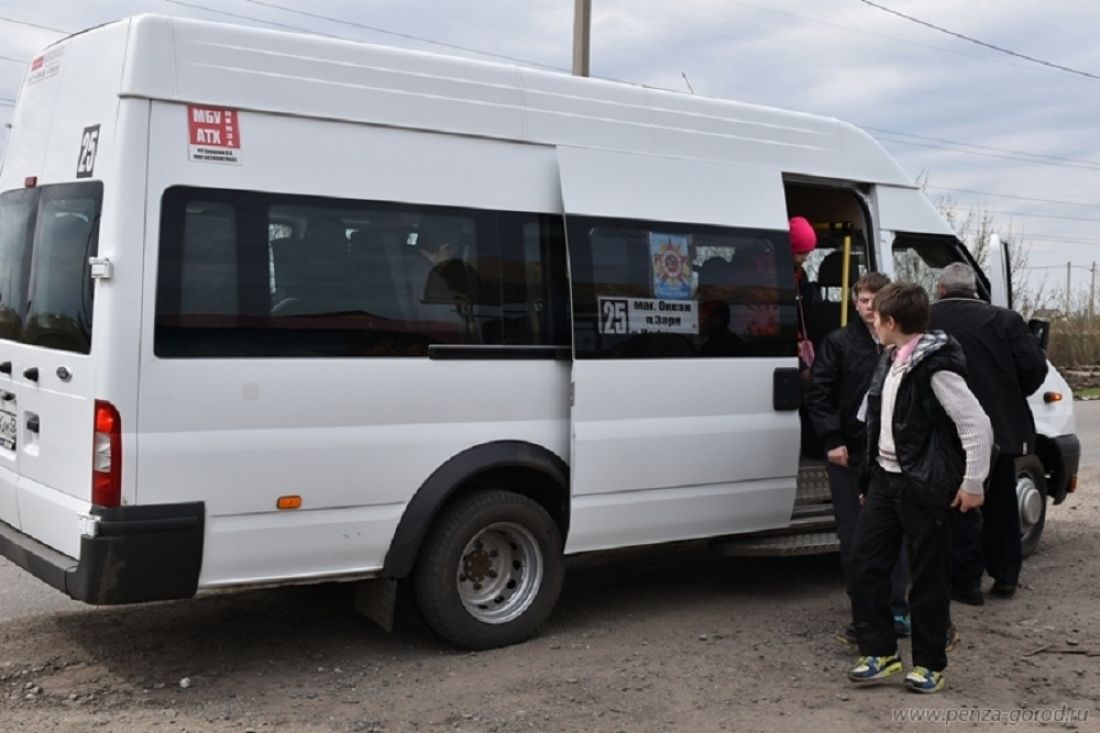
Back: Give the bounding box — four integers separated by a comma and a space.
0, 182, 102, 354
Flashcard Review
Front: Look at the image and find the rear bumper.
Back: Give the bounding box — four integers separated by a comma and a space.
0, 502, 204, 604
1048, 434, 1082, 505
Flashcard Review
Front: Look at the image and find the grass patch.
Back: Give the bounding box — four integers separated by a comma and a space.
1075, 387, 1100, 400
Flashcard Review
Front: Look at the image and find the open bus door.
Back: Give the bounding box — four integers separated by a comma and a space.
984, 232, 1011, 308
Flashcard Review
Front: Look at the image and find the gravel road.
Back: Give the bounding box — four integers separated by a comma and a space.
1, 405, 1098, 732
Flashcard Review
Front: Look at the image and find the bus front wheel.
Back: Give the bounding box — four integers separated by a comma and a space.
1017, 455, 1048, 558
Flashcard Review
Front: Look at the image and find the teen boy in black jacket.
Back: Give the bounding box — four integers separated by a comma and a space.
806, 273, 910, 640
847, 283, 992, 694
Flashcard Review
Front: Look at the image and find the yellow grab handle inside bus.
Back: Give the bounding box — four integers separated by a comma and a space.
840, 232, 852, 327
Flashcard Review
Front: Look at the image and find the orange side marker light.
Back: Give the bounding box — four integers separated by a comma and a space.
277, 495, 302, 510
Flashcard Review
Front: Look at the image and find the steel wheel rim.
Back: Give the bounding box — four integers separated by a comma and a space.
1017, 474, 1042, 537
456, 521, 543, 625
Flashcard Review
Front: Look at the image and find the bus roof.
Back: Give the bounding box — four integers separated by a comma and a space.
102, 14, 915, 187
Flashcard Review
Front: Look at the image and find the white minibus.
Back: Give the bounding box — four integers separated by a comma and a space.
0, 15, 1080, 649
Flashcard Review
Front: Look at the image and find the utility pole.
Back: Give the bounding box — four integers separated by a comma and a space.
1091, 261, 1096, 326
572, 0, 591, 77
1066, 261, 1072, 318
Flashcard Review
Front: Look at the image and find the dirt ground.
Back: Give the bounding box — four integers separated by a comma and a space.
2, 469, 1099, 733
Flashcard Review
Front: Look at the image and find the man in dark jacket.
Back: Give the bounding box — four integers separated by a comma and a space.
930, 263, 1048, 601
806, 272, 910, 641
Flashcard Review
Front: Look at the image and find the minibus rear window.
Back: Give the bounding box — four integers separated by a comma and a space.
0, 182, 102, 354
0, 190, 35, 342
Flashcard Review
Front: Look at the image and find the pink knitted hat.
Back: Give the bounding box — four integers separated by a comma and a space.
789, 216, 817, 254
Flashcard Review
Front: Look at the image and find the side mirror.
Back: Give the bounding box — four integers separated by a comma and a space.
1028, 318, 1050, 352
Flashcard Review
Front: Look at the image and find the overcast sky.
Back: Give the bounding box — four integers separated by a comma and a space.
2, 0, 1099, 300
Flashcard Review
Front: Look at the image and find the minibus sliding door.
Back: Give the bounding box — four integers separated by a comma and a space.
557, 147, 801, 554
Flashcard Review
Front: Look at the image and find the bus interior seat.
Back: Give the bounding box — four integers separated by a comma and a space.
423, 258, 482, 305
699, 256, 731, 286
270, 220, 350, 315
179, 212, 237, 316
347, 227, 416, 321
808, 249, 859, 342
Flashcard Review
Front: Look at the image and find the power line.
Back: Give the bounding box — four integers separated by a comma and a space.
974, 209, 1100, 225
163, 0, 354, 40
239, 0, 566, 71
926, 185, 1100, 209
1022, 234, 1100, 247
858, 0, 1100, 81
863, 126, 1100, 168
165, 0, 566, 72
933, 200, 1100, 225
876, 135, 1100, 172
238, 0, 1044, 82
0, 14, 69, 35
724, 0, 1042, 74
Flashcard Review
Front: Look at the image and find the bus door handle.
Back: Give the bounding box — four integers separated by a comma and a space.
773, 367, 802, 411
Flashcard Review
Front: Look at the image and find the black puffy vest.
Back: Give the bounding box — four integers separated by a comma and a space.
862, 332, 968, 506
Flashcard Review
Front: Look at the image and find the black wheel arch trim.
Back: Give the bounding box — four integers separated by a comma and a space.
382, 441, 569, 578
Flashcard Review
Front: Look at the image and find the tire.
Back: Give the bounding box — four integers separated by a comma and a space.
413, 489, 564, 650
1016, 455, 1047, 558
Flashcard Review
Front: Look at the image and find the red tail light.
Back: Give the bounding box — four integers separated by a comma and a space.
92, 400, 122, 507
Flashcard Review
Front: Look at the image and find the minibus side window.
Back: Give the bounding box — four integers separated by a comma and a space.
567, 216, 797, 359
155, 186, 569, 357
891, 233, 991, 302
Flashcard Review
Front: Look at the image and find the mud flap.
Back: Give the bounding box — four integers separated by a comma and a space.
354, 577, 398, 632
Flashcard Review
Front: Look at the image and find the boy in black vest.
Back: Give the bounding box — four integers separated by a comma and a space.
847, 283, 992, 694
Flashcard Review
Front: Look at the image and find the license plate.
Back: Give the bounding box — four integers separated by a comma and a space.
0, 407, 15, 451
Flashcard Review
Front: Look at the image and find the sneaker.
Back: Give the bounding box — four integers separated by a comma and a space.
836, 623, 858, 646
945, 623, 960, 652
990, 580, 1017, 598
904, 666, 945, 693
848, 654, 903, 686
893, 614, 912, 638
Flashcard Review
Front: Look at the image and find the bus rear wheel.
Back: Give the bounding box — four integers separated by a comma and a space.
413, 489, 563, 650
